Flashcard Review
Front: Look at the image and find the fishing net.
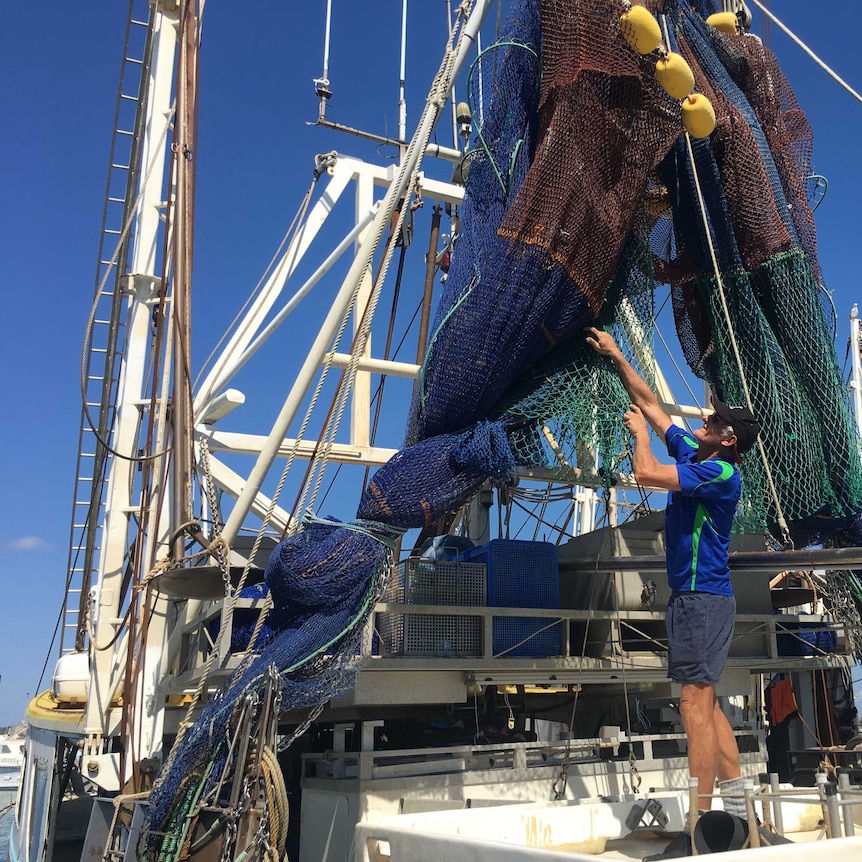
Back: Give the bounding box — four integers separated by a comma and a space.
145, 1, 862, 851
650, 4, 862, 536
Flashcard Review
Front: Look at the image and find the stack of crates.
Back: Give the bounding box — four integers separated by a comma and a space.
458, 539, 561, 658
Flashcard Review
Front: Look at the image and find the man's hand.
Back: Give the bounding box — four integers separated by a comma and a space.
585, 326, 621, 358
624, 404, 649, 440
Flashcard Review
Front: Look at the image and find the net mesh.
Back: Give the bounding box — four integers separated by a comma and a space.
144, 1, 862, 849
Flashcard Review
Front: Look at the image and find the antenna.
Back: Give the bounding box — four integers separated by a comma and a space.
399, 0, 408, 151
447, 0, 458, 149
314, 0, 334, 121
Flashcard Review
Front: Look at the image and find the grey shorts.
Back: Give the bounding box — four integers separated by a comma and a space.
666, 592, 735, 685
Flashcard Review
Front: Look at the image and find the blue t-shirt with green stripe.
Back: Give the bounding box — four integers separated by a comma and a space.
664, 425, 740, 596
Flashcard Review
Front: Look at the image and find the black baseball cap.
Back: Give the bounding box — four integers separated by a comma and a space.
711, 396, 760, 459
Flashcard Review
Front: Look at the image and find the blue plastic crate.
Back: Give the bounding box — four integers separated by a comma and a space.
777, 615, 838, 657
457, 539, 561, 657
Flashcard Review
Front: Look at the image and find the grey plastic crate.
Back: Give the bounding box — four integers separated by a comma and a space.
376, 559, 487, 657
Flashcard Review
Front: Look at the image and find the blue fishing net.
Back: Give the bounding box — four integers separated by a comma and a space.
144, 2, 862, 853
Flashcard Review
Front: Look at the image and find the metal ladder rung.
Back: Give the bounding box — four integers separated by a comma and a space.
108, 197, 126, 204
111, 163, 130, 170
119, 94, 139, 102
126, 57, 144, 65
131, 18, 148, 26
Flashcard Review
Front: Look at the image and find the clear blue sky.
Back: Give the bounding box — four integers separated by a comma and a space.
1, 2, 861, 726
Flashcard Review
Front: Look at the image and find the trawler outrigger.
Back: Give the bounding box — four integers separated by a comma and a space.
11, 2, 862, 861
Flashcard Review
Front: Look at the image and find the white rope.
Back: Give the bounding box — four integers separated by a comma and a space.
659, 13, 790, 543
747, 0, 862, 105
682, 134, 790, 543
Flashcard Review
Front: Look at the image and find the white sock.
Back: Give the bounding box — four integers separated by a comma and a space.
719, 777, 746, 818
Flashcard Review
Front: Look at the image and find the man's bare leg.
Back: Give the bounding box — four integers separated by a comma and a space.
713, 697, 741, 781
679, 682, 719, 811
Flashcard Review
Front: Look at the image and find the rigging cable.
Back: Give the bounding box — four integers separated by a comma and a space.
78, 101, 177, 463
747, 0, 862, 105
656, 4, 790, 546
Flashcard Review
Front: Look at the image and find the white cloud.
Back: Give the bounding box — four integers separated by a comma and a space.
3, 536, 51, 552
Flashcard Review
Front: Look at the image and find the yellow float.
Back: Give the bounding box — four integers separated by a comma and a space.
655, 52, 695, 99
620, 4, 662, 54
706, 11, 738, 34
681, 93, 716, 138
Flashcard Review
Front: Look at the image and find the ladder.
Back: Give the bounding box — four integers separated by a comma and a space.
60, 0, 155, 655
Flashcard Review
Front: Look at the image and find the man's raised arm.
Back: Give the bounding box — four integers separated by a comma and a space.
585, 327, 673, 438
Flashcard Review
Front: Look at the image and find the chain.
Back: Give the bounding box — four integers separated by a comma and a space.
278, 702, 326, 753
552, 749, 570, 800
629, 748, 642, 793
219, 814, 238, 862
824, 571, 862, 660
200, 437, 231, 596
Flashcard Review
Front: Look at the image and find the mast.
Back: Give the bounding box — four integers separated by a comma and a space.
171, 0, 200, 557
82, 3, 179, 779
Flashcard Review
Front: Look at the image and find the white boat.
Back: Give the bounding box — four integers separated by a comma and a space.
0, 731, 25, 794
9, 1, 862, 861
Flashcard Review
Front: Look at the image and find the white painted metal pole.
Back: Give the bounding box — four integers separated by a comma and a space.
399, 0, 408, 146
193, 165, 354, 412
198, 205, 378, 410
221, 0, 494, 544
447, 0, 459, 149
322, 0, 332, 86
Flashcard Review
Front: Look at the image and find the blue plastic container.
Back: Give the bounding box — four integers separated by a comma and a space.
457, 539, 561, 657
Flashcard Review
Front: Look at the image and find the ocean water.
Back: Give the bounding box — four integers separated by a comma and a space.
0, 786, 19, 861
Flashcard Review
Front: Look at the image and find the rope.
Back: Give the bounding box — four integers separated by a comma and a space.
466, 40, 539, 195
655, 13, 790, 543
101, 790, 153, 862
261, 746, 289, 853
302, 511, 407, 550
289, 0, 479, 525
747, 0, 862, 105
85, 539, 221, 653
296, 196, 412, 521
682, 132, 790, 543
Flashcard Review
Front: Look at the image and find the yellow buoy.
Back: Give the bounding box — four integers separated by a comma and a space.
682, 93, 716, 138
706, 11, 738, 34
620, 4, 662, 54
656, 52, 695, 99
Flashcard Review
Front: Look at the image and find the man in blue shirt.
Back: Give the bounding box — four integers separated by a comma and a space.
586, 327, 760, 852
